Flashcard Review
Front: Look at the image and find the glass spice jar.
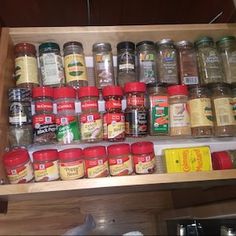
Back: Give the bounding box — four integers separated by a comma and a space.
102, 85, 125, 142
92, 42, 115, 90
14, 43, 39, 88
124, 82, 148, 137
63, 41, 88, 88
188, 86, 214, 138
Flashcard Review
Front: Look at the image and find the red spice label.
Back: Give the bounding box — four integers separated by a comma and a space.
105, 100, 122, 110
56, 115, 75, 125
127, 95, 145, 106
109, 155, 133, 176
133, 154, 155, 174
81, 101, 98, 111
35, 101, 53, 112
57, 101, 75, 111
33, 114, 55, 125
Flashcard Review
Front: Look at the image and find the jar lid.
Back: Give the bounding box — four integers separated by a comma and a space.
124, 82, 146, 93
59, 148, 83, 160
33, 149, 58, 162
156, 38, 174, 46
8, 88, 31, 102
117, 41, 135, 51
3, 148, 30, 167
175, 40, 193, 48
167, 85, 188, 96
54, 87, 76, 99
211, 151, 233, 170
131, 142, 154, 154
195, 36, 214, 47
102, 85, 123, 97
63, 41, 83, 50
92, 42, 112, 52
107, 143, 130, 156
32, 87, 54, 98
14, 43, 36, 55
78, 86, 99, 98
136, 40, 154, 48
39, 42, 60, 53
216, 36, 236, 46
83, 146, 106, 158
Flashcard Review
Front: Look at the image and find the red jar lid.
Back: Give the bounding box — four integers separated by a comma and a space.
131, 142, 154, 155
167, 85, 188, 96
211, 151, 233, 170
54, 87, 76, 99
14, 43, 36, 55
59, 148, 83, 161
3, 148, 30, 167
78, 86, 99, 98
102, 86, 123, 97
83, 146, 106, 158
124, 82, 146, 93
32, 87, 54, 98
33, 149, 58, 162
107, 143, 130, 156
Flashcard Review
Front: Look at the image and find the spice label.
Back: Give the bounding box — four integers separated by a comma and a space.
6, 160, 34, 184
233, 97, 236, 121
214, 98, 235, 126
109, 155, 133, 176
64, 54, 87, 82
33, 160, 59, 182
150, 95, 169, 134
59, 160, 84, 180
56, 115, 80, 143
118, 52, 135, 72
188, 98, 213, 127
15, 56, 39, 85
85, 158, 108, 178
105, 100, 122, 110
169, 103, 190, 127
35, 101, 53, 112
81, 101, 98, 111
127, 95, 145, 106
133, 154, 155, 174
57, 101, 75, 112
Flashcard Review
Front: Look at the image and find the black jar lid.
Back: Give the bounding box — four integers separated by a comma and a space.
136, 40, 154, 48
39, 42, 60, 53
63, 41, 83, 50
117, 41, 135, 51
8, 88, 31, 102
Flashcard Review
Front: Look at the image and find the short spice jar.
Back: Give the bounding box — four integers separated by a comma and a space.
83, 146, 109, 178
58, 148, 85, 180
211, 151, 236, 170
32, 149, 59, 182
131, 141, 156, 174
107, 143, 133, 176
3, 148, 34, 184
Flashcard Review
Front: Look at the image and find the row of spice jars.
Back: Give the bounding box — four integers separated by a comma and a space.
2, 141, 156, 184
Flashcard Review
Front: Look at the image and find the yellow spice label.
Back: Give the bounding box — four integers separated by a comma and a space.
87, 161, 108, 178
59, 161, 84, 180
109, 157, 133, 176
135, 158, 155, 174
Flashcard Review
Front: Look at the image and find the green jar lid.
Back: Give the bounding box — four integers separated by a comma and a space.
195, 36, 214, 47
216, 36, 236, 46
39, 42, 60, 53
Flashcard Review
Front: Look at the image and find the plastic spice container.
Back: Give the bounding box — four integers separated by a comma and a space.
32, 149, 59, 182
3, 148, 34, 184
211, 151, 236, 170
188, 86, 214, 137
131, 141, 156, 174
217, 36, 236, 84
195, 37, 225, 85
58, 148, 85, 180
92, 42, 115, 89
83, 146, 109, 178
39, 42, 65, 87
63, 41, 88, 88
167, 85, 191, 136
102, 86, 125, 142
210, 83, 235, 137
156, 39, 178, 85
148, 86, 169, 136
136, 41, 157, 86
14, 43, 39, 88
175, 40, 199, 85
107, 143, 133, 176
32, 87, 56, 144
8, 88, 33, 147
233, 84, 236, 123
54, 87, 80, 144
117, 41, 136, 87
78, 86, 103, 142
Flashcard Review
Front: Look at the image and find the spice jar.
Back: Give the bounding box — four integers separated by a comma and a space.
211, 150, 236, 170
107, 143, 133, 176
102, 86, 125, 142
176, 40, 199, 85
8, 88, 33, 147
131, 141, 156, 174
156, 39, 178, 85
232, 84, 236, 123
188, 86, 214, 137
83, 146, 109, 178
54, 87, 80, 144
78, 86, 103, 142
167, 85, 191, 136
92, 42, 115, 89
3, 148, 34, 184
148, 86, 169, 136
217, 36, 236, 84
124, 82, 148, 137
195, 36, 225, 85
117, 41, 136, 87
39, 42, 65, 87
210, 83, 235, 137
136, 41, 157, 86
63, 41, 88, 88
32, 87, 56, 144
58, 148, 85, 180
32, 149, 59, 182
14, 43, 39, 88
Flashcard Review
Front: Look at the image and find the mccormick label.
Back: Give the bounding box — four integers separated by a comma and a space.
57, 101, 75, 112
133, 154, 155, 174
109, 155, 133, 176
35, 101, 53, 113
81, 100, 98, 111
105, 100, 122, 110
127, 95, 145, 106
